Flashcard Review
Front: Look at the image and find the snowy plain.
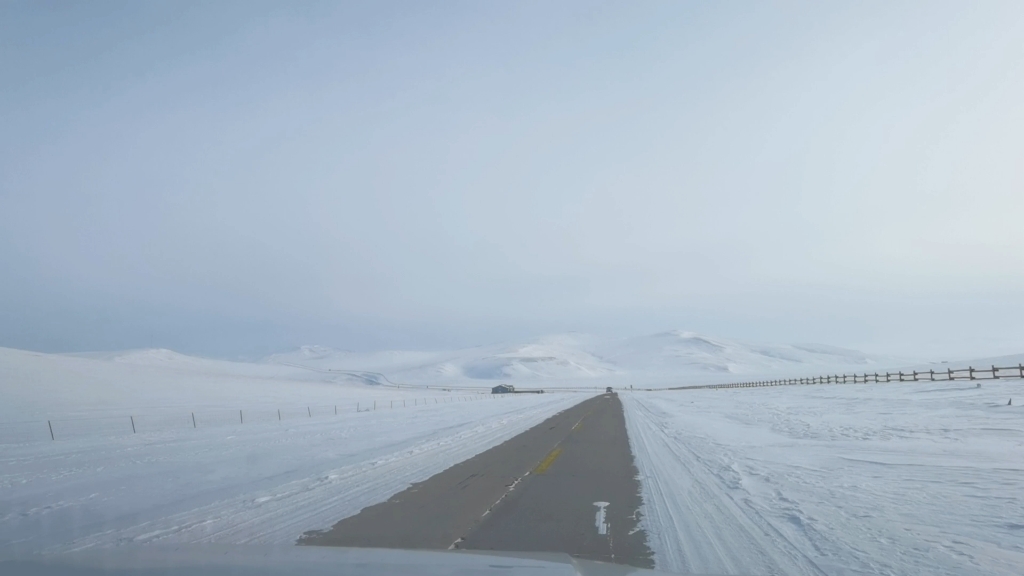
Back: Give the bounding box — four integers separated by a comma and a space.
3, 335, 1024, 576
622, 382, 1024, 576
1, 389, 585, 552
0, 345, 590, 552
0, 346, 486, 423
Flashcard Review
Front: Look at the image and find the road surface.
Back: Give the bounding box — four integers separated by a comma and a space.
300, 393, 652, 568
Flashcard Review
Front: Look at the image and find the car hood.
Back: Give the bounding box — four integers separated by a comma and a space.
1, 545, 725, 576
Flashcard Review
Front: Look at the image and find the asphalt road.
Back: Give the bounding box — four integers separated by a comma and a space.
299, 393, 653, 568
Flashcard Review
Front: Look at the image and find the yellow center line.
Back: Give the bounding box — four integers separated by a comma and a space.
532, 404, 600, 475
532, 447, 563, 474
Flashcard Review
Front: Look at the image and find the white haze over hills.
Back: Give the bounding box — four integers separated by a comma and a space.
0, 346, 436, 422
11, 328, 1012, 424
264, 330, 910, 388
0, 329, 916, 421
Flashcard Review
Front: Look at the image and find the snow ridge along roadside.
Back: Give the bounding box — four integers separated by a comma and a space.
621, 392, 825, 576
621, 384, 1024, 576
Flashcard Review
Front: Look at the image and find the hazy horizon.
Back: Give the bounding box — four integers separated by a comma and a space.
3, 1, 1024, 360
0, 326, 996, 366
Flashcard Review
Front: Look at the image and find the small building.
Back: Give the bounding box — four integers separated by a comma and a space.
492, 384, 515, 394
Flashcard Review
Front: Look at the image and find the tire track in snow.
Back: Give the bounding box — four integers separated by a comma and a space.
621, 393, 826, 576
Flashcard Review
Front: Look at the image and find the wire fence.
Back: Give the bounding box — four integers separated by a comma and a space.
0, 392, 510, 445
663, 364, 1024, 391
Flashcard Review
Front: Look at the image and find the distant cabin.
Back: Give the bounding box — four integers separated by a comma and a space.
492, 384, 515, 394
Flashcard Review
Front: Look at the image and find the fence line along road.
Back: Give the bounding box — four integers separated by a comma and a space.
662, 364, 1024, 391
0, 392, 515, 444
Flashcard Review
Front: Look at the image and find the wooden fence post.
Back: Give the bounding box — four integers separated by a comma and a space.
131, 416, 136, 434
48, 420, 54, 440
192, 412, 196, 428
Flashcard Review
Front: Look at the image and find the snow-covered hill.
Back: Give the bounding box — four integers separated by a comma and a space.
263, 330, 908, 386
0, 329, 924, 420
598, 330, 890, 374
0, 346, 456, 421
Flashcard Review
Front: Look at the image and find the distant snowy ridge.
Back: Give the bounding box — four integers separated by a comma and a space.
66, 348, 206, 365
460, 342, 619, 380
263, 330, 908, 384
598, 330, 887, 374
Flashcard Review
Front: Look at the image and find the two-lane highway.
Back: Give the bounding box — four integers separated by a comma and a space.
299, 393, 652, 568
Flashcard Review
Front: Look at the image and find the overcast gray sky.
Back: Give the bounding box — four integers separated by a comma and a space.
2, 1, 1023, 359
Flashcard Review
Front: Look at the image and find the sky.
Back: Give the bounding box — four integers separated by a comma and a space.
2, 1, 1024, 360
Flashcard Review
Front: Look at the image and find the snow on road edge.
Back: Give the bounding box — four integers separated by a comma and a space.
621, 392, 824, 576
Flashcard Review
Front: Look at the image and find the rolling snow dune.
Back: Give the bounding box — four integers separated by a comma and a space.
622, 383, 1024, 576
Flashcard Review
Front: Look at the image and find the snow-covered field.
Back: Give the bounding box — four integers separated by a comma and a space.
0, 391, 585, 552
622, 383, 1024, 576
0, 346, 506, 444
3, 338, 1023, 575
0, 344, 588, 552
0, 346, 486, 423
